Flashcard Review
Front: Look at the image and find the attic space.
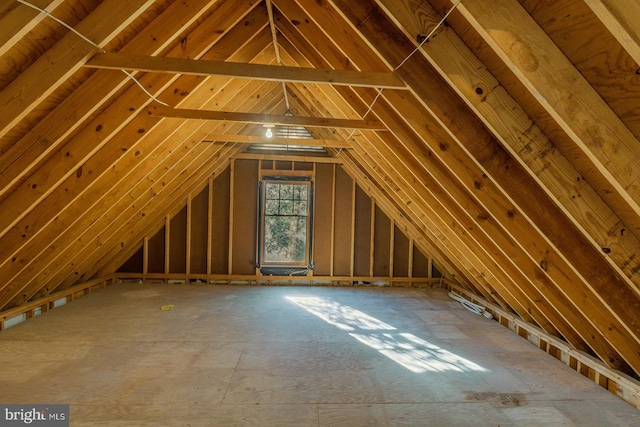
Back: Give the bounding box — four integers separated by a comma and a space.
1, 0, 640, 422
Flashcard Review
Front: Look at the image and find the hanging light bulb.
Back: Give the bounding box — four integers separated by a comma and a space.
264, 125, 274, 138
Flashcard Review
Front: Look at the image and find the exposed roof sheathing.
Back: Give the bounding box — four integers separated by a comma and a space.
0, 0, 639, 377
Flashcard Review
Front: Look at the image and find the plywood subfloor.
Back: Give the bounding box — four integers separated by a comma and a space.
0, 283, 638, 426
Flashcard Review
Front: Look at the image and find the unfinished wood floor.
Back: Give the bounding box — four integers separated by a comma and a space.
0, 283, 638, 426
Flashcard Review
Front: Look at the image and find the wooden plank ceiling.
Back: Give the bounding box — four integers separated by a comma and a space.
0, 0, 639, 377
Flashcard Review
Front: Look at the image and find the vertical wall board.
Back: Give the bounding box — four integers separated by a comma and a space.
312, 163, 333, 275
148, 225, 166, 273
294, 162, 313, 171
211, 167, 231, 274
373, 205, 391, 277
432, 264, 443, 278
393, 224, 409, 277
232, 159, 259, 275
261, 160, 274, 171
333, 166, 353, 276
190, 186, 209, 274
112, 160, 436, 281
275, 160, 292, 170
169, 206, 188, 274
412, 244, 429, 278
118, 244, 144, 273
353, 185, 371, 276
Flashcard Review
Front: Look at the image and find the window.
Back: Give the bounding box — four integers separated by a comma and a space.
259, 179, 312, 270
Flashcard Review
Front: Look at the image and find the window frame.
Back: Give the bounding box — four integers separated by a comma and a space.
257, 176, 314, 271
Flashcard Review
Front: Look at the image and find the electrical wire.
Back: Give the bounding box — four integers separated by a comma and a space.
351, 0, 463, 139
265, 0, 291, 111
449, 290, 493, 319
119, 69, 170, 107
16, 0, 105, 52
16, 0, 169, 107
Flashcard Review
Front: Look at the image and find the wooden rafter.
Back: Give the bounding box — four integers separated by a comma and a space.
84, 53, 406, 89
327, 0, 640, 373
375, 0, 640, 317
0, 0, 222, 200
0, 0, 65, 56
584, 0, 640, 67
0, 0, 155, 139
454, 0, 640, 239
2, 0, 640, 393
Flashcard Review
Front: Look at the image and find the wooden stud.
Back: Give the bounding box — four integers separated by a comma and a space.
164, 216, 170, 277
408, 237, 413, 279
207, 176, 214, 275
186, 195, 192, 277
349, 175, 356, 278
142, 236, 149, 276
389, 218, 394, 280
228, 159, 235, 275
369, 198, 375, 278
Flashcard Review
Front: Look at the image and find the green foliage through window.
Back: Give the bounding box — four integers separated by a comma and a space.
261, 181, 310, 265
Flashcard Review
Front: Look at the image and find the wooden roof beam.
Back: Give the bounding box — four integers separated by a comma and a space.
328, 0, 640, 374
455, 0, 640, 237
0, 0, 65, 56
202, 134, 350, 148
0, 0, 265, 242
584, 0, 640, 68
0, 0, 224, 201
280, 50, 555, 329
0, 0, 155, 139
84, 52, 407, 89
149, 105, 387, 130
82, 93, 291, 283
12, 78, 282, 305
374, 0, 640, 313
0, 3, 273, 309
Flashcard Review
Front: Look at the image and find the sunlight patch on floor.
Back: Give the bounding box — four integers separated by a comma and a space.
286, 295, 487, 373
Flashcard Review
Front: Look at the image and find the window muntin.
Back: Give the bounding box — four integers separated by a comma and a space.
260, 180, 311, 267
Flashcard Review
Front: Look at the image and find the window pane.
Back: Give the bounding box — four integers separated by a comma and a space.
266, 183, 279, 199
280, 184, 293, 200
263, 216, 307, 263
280, 200, 293, 215
261, 181, 310, 266
298, 201, 307, 215
266, 199, 279, 215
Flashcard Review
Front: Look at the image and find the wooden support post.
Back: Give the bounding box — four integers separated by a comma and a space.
142, 236, 149, 277
228, 159, 235, 275
369, 198, 375, 278
408, 238, 414, 279
349, 176, 356, 278
329, 164, 336, 278
207, 176, 214, 276
389, 219, 395, 282
164, 215, 170, 279
186, 195, 192, 277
